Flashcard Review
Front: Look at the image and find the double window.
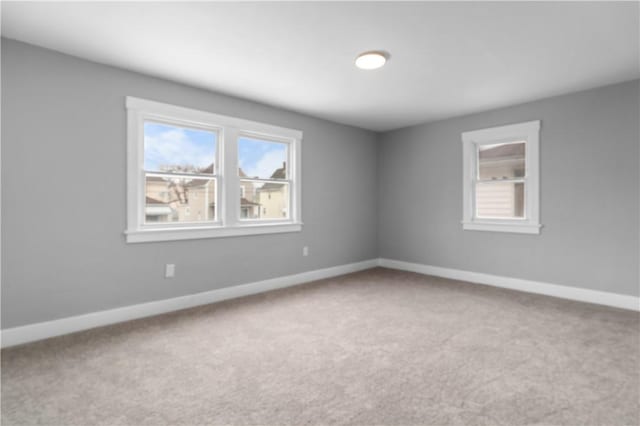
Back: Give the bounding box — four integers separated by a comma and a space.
125, 97, 302, 243
461, 120, 541, 234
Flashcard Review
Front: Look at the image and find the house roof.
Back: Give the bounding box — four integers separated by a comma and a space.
260, 163, 287, 191
240, 198, 260, 206
270, 164, 286, 179
200, 163, 214, 174
145, 196, 167, 205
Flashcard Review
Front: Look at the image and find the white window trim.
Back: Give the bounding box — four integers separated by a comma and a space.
125, 97, 302, 243
461, 120, 541, 235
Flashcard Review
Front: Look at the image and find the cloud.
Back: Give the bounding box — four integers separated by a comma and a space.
145, 127, 215, 173
243, 149, 286, 179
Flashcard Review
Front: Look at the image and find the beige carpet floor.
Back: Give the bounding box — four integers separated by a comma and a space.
2, 268, 639, 426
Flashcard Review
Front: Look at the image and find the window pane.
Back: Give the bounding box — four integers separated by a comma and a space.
238, 137, 287, 179
475, 181, 524, 218
144, 122, 216, 174
145, 175, 216, 223
478, 141, 525, 180
239, 180, 289, 220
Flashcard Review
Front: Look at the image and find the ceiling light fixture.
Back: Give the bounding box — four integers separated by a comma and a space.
355, 51, 388, 70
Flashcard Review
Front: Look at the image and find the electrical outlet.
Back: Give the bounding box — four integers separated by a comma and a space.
303, 246, 309, 257
165, 264, 176, 278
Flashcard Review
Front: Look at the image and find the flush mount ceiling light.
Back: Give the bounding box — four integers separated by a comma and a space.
355, 51, 389, 70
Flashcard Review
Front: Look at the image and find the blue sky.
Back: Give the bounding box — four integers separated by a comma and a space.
238, 137, 286, 179
144, 122, 286, 178
144, 122, 217, 173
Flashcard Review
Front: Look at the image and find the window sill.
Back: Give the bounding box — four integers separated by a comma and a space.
462, 221, 541, 235
125, 222, 303, 243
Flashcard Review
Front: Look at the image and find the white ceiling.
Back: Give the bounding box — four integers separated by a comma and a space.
2, 2, 639, 132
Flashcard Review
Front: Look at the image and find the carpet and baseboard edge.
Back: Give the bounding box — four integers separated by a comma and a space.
378, 258, 639, 312
1, 259, 378, 348
2, 258, 637, 348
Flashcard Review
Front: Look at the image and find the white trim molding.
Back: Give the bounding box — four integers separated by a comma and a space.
462, 120, 541, 234
125, 222, 302, 243
125, 96, 303, 243
378, 258, 639, 311
460, 222, 541, 234
5, 258, 636, 348
1, 259, 377, 348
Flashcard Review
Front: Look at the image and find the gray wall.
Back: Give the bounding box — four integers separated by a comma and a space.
378, 80, 640, 297
3, 39, 638, 330
1, 39, 379, 328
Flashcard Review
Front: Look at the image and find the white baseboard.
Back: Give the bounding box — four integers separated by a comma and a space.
4, 258, 636, 348
378, 258, 640, 312
1, 259, 378, 348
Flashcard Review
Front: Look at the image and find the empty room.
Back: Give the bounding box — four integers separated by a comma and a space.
1, 1, 639, 425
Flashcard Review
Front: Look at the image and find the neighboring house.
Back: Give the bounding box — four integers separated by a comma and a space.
144, 163, 287, 222
257, 163, 288, 219
476, 142, 525, 218
144, 195, 173, 222
145, 163, 216, 223
239, 168, 261, 219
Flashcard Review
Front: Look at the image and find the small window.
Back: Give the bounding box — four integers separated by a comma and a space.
462, 121, 541, 234
126, 97, 302, 243
475, 141, 525, 219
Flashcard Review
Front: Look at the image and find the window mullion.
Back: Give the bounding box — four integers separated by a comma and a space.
224, 127, 240, 227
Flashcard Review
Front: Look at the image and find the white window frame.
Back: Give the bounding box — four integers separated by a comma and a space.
125, 97, 302, 243
461, 120, 541, 234
235, 131, 295, 225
